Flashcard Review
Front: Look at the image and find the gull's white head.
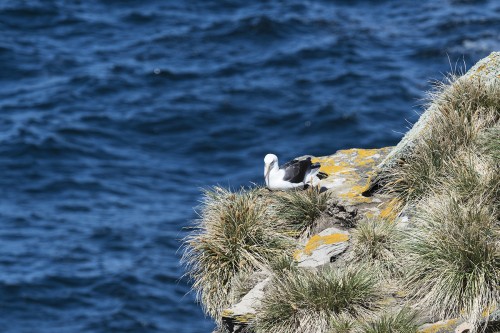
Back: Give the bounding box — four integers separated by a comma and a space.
264, 154, 278, 186
264, 154, 278, 166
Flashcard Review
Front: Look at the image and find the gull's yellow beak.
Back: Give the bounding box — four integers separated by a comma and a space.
264, 164, 270, 185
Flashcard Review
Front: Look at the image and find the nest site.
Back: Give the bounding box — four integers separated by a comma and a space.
183, 70, 500, 333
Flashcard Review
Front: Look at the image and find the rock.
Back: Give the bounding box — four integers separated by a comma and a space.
294, 227, 350, 267
419, 319, 461, 333
313, 148, 391, 204
313, 147, 401, 223
221, 277, 271, 333
375, 51, 500, 175
418, 309, 500, 333
326, 199, 359, 228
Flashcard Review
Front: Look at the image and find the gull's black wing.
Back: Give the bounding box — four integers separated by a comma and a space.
281, 158, 312, 183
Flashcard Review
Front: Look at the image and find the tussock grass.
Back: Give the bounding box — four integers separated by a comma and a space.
385, 78, 500, 204
329, 312, 357, 333
255, 266, 382, 333
380, 75, 500, 331
357, 308, 419, 333
400, 194, 500, 329
480, 126, 500, 161
434, 150, 500, 206
183, 187, 294, 321
350, 218, 399, 277
329, 308, 419, 333
266, 252, 297, 275
275, 187, 331, 235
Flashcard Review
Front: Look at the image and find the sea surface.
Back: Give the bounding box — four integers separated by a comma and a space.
0, 1, 498, 332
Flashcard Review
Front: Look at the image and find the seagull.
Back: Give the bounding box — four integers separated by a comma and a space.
264, 154, 325, 190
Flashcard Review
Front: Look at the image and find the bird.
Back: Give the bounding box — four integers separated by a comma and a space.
263, 154, 326, 190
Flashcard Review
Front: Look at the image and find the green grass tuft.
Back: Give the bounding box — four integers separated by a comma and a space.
183, 187, 294, 321
274, 187, 331, 235
255, 266, 382, 333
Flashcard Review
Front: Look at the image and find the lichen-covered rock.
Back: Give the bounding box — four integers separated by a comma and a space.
218, 147, 405, 333
418, 309, 500, 333
376, 51, 500, 174
294, 227, 350, 267
312, 147, 401, 222
313, 148, 391, 204
222, 277, 271, 333
418, 318, 461, 333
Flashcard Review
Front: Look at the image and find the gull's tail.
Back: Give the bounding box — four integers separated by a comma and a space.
305, 162, 324, 186
317, 171, 328, 179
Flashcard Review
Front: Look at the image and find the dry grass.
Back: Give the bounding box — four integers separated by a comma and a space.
380, 75, 500, 331
266, 252, 297, 275
350, 218, 400, 277
254, 266, 383, 333
480, 126, 500, 161
384, 77, 500, 204
274, 187, 331, 235
400, 193, 499, 329
329, 312, 357, 333
329, 308, 419, 333
182, 186, 294, 321
357, 308, 419, 333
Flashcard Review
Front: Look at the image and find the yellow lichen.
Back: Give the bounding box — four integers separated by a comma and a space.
481, 305, 496, 317
311, 157, 353, 175
320, 163, 354, 175
338, 148, 382, 167
338, 148, 377, 158
221, 309, 234, 317
476, 63, 487, 72
418, 319, 458, 333
379, 198, 400, 221
312, 147, 392, 205
312, 147, 390, 179
339, 184, 372, 203
294, 233, 349, 259
221, 310, 256, 323
233, 314, 255, 323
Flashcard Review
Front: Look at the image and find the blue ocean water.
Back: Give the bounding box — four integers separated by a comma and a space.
0, 1, 498, 332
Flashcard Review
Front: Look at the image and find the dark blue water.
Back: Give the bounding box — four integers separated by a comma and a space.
0, 1, 498, 332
